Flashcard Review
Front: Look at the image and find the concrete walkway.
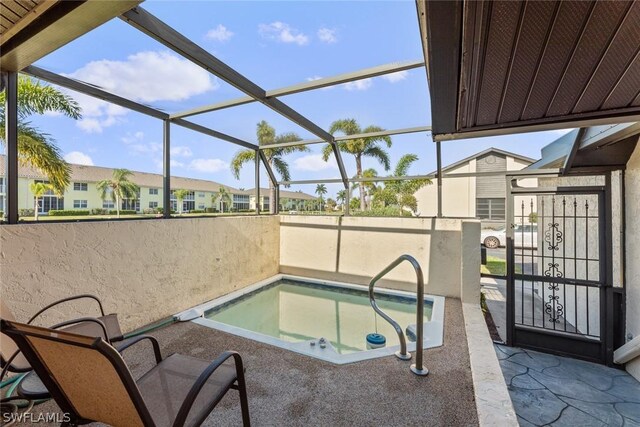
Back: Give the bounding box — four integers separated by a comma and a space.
495, 344, 640, 426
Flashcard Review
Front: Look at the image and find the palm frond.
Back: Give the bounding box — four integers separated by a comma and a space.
230, 149, 256, 180
362, 146, 391, 171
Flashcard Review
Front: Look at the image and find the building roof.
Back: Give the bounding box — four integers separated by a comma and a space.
429, 147, 536, 175
247, 188, 316, 200
0, 155, 239, 194
418, 0, 640, 141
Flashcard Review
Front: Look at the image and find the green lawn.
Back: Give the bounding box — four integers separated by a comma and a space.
481, 256, 522, 276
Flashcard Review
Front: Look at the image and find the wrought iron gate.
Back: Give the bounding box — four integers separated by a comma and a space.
506, 176, 614, 364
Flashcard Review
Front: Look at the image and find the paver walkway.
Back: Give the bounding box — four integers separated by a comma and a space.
495, 344, 640, 426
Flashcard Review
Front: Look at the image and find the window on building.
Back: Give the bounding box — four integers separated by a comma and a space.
198, 192, 205, 198
262, 197, 270, 211
103, 200, 115, 209
0, 177, 5, 194
149, 188, 158, 195
233, 194, 250, 211
34, 180, 63, 213
149, 201, 158, 209
73, 182, 88, 191
476, 198, 505, 220
73, 200, 88, 209
170, 191, 195, 212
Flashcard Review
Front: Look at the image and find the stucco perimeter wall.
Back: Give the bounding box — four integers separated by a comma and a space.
625, 144, 640, 380
0, 216, 280, 331
279, 216, 481, 303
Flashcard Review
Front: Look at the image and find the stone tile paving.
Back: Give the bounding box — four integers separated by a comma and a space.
495, 344, 640, 426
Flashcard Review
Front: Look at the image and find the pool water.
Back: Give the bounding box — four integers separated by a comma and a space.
205, 279, 433, 355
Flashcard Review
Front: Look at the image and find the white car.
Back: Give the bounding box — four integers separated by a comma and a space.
481, 224, 538, 249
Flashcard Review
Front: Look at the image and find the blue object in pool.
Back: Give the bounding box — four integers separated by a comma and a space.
366, 333, 386, 349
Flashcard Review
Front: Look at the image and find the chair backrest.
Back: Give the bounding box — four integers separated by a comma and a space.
0, 300, 31, 372
0, 319, 155, 427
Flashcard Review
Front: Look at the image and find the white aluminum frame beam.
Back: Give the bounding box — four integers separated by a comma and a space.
279, 170, 511, 186
262, 126, 432, 150
120, 6, 349, 188
171, 60, 425, 119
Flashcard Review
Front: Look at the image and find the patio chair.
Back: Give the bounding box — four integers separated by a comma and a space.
0, 295, 124, 399
0, 319, 251, 427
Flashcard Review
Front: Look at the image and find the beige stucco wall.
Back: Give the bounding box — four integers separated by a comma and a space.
0, 216, 280, 331
415, 162, 476, 217
625, 143, 640, 379
279, 216, 481, 303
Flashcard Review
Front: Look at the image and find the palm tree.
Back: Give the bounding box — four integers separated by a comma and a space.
216, 187, 232, 213
336, 189, 346, 212
173, 189, 190, 215
0, 76, 81, 195
373, 154, 431, 214
352, 168, 379, 210
29, 182, 53, 221
96, 169, 139, 218
231, 121, 309, 214
322, 118, 392, 211
315, 184, 327, 211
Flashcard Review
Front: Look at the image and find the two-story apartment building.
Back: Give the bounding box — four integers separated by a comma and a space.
0, 156, 314, 215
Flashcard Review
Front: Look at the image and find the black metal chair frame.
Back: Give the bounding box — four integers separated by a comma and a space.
1, 320, 251, 427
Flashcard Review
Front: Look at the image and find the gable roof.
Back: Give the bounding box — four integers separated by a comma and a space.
0, 155, 239, 194
429, 147, 536, 175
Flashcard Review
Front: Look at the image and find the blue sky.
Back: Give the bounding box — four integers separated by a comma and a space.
29, 0, 570, 198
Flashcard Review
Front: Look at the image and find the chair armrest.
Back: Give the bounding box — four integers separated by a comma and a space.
115, 335, 162, 364
172, 351, 244, 427
27, 294, 106, 324
51, 317, 109, 342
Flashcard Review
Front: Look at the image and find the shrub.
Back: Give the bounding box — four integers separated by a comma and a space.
48, 210, 90, 216
19, 208, 35, 217
155, 207, 176, 214
352, 206, 412, 217
143, 208, 156, 214
189, 209, 205, 214
91, 208, 108, 215
205, 207, 219, 213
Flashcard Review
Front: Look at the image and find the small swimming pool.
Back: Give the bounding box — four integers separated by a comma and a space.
180, 275, 444, 364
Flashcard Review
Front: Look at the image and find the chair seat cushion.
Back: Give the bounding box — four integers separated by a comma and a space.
62, 314, 123, 342
137, 353, 237, 427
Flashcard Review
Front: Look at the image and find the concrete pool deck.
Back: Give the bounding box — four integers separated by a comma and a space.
15, 298, 479, 426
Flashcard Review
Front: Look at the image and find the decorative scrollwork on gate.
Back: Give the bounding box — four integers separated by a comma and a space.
544, 262, 563, 278
544, 222, 563, 251
545, 293, 564, 323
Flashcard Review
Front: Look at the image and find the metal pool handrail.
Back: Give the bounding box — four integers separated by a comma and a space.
369, 254, 428, 376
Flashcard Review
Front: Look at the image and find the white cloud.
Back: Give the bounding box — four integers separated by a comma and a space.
154, 159, 185, 170
381, 70, 408, 83
66, 51, 217, 133
188, 158, 229, 173
293, 154, 337, 172
317, 27, 337, 44
343, 78, 372, 91
170, 146, 193, 157
129, 142, 162, 155
64, 151, 94, 166
206, 24, 234, 42
121, 131, 144, 144
259, 22, 309, 46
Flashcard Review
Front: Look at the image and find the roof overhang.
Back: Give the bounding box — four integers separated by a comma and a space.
526, 122, 640, 173
0, 0, 141, 72
417, 0, 640, 141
